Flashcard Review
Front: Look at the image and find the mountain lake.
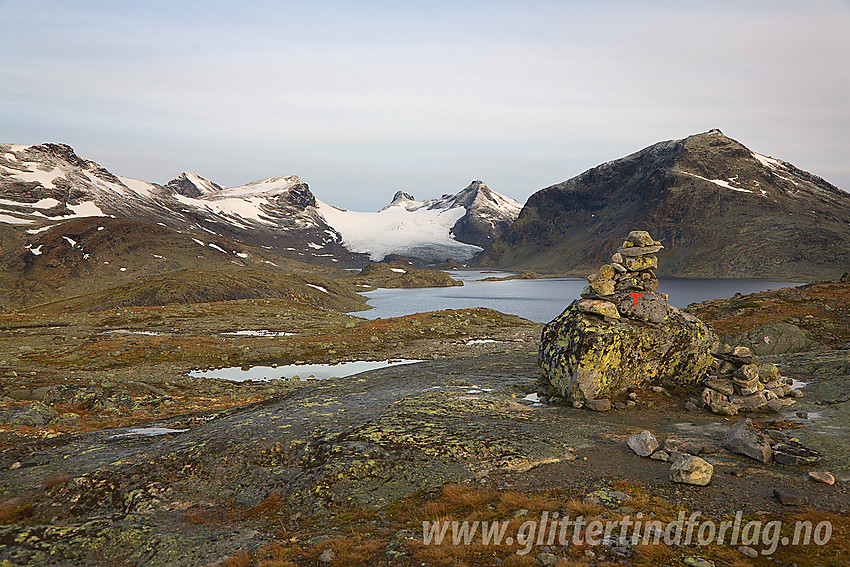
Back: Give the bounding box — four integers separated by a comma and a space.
356, 270, 802, 323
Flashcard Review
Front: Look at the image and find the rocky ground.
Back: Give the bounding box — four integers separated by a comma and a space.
0, 279, 847, 566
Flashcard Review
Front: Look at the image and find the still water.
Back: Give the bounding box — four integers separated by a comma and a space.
355, 271, 800, 323
189, 359, 421, 382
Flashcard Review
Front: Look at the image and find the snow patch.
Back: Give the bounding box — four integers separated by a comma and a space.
208, 243, 227, 253
0, 214, 34, 225
235, 252, 248, 258
753, 152, 783, 169
390, 268, 407, 273
681, 171, 755, 194
26, 244, 44, 255
191, 238, 205, 246
66, 201, 107, 218
306, 283, 329, 294
110, 427, 188, 438
26, 225, 53, 234
221, 330, 294, 337
307, 242, 323, 249
62, 236, 77, 247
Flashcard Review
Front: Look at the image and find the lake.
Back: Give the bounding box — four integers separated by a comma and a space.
355, 271, 801, 323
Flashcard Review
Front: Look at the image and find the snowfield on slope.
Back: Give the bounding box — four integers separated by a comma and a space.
317, 199, 482, 262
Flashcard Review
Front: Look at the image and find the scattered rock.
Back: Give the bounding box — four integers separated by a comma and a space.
726, 322, 810, 356
584, 399, 612, 412
319, 549, 336, 563
8, 402, 58, 426
649, 450, 670, 462
773, 488, 809, 506
807, 471, 835, 485
683, 556, 715, 567
537, 552, 558, 566
796, 410, 808, 419
723, 418, 773, 463
627, 430, 659, 457
773, 440, 823, 466
738, 545, 759, 558
670, 454, 713, 486
584, 489, 628, 508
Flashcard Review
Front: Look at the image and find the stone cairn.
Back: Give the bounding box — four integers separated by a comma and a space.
701, 345, 799, 416
539, 229, 716, 406
579, 230, 666, 319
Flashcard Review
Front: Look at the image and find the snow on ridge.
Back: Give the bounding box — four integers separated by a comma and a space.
753, 152, 784, 169
118, 176, 158, 198
217, 176, 300, 198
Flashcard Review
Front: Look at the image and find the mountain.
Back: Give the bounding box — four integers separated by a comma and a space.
0, 144, 521, 265
318, 180, 522, 262
479, 130, 850, 280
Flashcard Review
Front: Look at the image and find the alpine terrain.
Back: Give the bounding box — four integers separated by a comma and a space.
0, 143, 521, 267
479, 130, 850, 280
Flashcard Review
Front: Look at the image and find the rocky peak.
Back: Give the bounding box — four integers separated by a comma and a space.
391, 190, 416, 204
280, 181, 317, 209
165, 172, 223, 198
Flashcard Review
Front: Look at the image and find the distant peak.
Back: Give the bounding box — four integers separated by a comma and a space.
391, 190, 416, 203
166, 172, 223, 197
460, 179, 490, 193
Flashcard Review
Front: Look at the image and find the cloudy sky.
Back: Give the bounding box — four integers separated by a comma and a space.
2, 0, 848, 210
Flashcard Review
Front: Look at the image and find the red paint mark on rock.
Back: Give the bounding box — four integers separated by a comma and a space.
629, 292, 643, 307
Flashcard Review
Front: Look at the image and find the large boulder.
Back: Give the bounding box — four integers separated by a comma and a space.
725, 322, 809, 356
540, 297, 717, 401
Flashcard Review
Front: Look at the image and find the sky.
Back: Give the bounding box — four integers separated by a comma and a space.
2, 0, 849, 210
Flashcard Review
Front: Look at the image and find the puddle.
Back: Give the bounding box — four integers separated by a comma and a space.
105, 330, 165, 336
466, 339, 499, 345
110, 427, 188, 439
188, 359, 422, 382
220, 330, 294, 337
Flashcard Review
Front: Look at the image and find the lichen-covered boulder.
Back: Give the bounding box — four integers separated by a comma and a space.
539, 298, 718, 401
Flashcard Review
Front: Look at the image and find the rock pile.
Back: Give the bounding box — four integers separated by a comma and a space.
540, 230, 718, 404
701, 345, 799, 416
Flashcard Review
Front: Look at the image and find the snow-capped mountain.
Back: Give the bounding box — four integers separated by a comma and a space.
318, 180, 522, 262
0, 143, 522, 265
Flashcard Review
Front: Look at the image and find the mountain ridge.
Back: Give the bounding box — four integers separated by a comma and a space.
478, 129, 850, 280
0, 143, 521, 265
